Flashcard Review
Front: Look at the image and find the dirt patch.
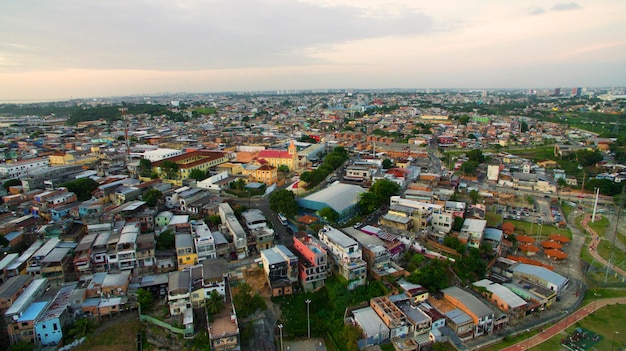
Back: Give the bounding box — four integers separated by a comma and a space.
73, 317, 147, 351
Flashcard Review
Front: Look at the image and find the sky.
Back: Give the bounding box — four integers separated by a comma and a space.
1, 0, 625, 102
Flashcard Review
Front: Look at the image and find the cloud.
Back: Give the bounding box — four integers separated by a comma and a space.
0, 0, 434, 72
551, 2, 581, 11
526, 6, 546, 15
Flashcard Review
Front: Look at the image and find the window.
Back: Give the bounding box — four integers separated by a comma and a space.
53, 323, 58, 331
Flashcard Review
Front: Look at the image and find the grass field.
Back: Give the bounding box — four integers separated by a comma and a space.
587, 216, 610, 237
485, 212, 502, 227
480, 329, 538, 351
74, 317, 150, 351
530, 304, 626, 351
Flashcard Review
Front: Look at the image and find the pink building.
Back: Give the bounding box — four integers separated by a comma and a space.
292, 235, 329, 292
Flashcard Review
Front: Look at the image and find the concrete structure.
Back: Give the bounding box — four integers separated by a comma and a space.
318, 226, 366, 290
460, 218, 487, 249
218, 203, 247, 260
176, 233, 197, 271
292, 234, 328, 292
441, 286, 494, 337
34, 283, 77, 346
260, 245, 298, 297
511, 263, 569, 295
192, 220, 216, 263
0, 157, 49, 178
168, 270, 191, 316
143, 148, 184, 162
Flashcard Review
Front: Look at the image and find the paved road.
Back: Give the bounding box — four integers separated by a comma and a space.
501, 297, 626, 351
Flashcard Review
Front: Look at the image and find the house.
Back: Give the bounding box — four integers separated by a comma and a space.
208, 277, 240, 351
0, 275, 33, 314
218, 203, 247, 260
34, 283, 77, 346
473, 279, 527, 323
40, 247, 72, 286
192, 220, 216, 263
460, 218, 487, 249
241, 161, 278, 185
441, 286, 494, 337
292, 234, 329, 292
136, 234, 157, 273
260, 245, 298, 297
511, 263, 569, 295
168, 270, 191, 316
351, 306, 390, 346
318, 226, 367, 290
114, 223, 140, 272
27, 237, 61, 277
5, 278, 49, 344
176, 234, 197, 270
73, 234, 97, 276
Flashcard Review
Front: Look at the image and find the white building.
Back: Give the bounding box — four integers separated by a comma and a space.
192, 220, 216, 263
0, 157, 49, 179
143, 148, 183, 162
318, 226, 367, 290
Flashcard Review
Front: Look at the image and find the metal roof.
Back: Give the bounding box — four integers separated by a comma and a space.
320, 226, 358, 249
41, 247, 71, 263
352, 306, 390, 338
512, 263, 568, 288
75, 234, 98, 252
442, 286, 493, 318
5, 278, 48, 317
17, 301, 49, 322
301, 183, 365, 213
0, 275, 32, 299
445, 308, 473, 325
175, 234, 194, 248
473, 279, 527, 309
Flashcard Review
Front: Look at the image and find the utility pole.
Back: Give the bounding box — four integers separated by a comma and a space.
605, 185, 625, 284
591, 187, 600, 223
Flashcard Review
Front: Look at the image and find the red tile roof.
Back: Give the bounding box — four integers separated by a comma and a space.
258, 150, 292, 159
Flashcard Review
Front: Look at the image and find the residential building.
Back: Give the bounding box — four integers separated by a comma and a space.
473, 279, 527, 323
441, 286, 494, 337
0, 157, 49, 178
260, 245, 298, 297
460, 218, 487, 249
292, 234, 328, 292
218, 203, 247, 260
192, 220, 216, 262
40, 247, 72, 286
136, 234, 157, 273
27, 237, 61, 277
208, 277, 240, 351
10, 301, 49, 344
318, 225, 367, 290
176, 234, 197, 270
370, 296, 410, 338
168, 270, 191, 316
0, 275, 33, 314
241, 161, 278, 185
73, 234, 97, 276
34, 283, 76, 346
115, 224, 140, 272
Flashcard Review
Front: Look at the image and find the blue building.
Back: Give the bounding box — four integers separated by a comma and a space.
35, 283, 76, 346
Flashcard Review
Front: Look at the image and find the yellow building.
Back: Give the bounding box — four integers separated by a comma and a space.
175, 234, 198, 271
152, 150, 229, 180
242, 161, 278, 185
49, 151, 99, 166
257, 141, 298, 171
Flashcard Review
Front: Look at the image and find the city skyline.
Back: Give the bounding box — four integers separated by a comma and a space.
1, 0, 625, 102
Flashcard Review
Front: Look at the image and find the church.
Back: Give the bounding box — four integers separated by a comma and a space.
257, 141, 299, 171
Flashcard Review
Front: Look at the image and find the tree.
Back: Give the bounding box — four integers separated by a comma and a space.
137, 288, 154, 311
61, 178, 99, 201
469, 189, 480, 204
156, 229, 175, 250
206, 290, 224, 315
358, 192, 380, 214
189, 169, 207, 181
369, 179, 400, 206
66, 318, 97, 340
319, 207, 339, 223
406, 259, 449, 292
139, 158, 152, 177
452, 216, 464, 232
277, 165, 290, 177
2, 178, 21, 191
232, 283, 266, 318
269, 189, 298, 217
11, 341, 34, 351
341, 323, 362, 351
466, 149, 485, 163
443, 236, 466, 255
460, 160, 480, 175
382, 159, 393, 169
206, 214, 221, 226
576, 149, 603, 167
160, 160, 180, 179
458, 115, 470, 125
557, 177, 567, 188
142, 188, 163, 207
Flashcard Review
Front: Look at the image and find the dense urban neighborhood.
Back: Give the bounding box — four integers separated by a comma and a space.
0, 88, 625, 351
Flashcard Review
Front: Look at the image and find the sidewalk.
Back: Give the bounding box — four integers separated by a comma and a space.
581, 214, 626, 277
501, 297, 626, 350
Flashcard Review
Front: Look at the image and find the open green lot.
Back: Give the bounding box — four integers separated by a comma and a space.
530, 304, 626, 350
587, 215, 610, 237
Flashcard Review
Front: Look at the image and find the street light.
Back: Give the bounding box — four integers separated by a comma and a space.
525, 329, 531, 350
278, 324, 284, 351
593, 292, 599, 313
611, 331, 619, 351
305, 299, 311, 339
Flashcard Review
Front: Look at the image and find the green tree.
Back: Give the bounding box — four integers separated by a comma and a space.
369, 179, 400, 205
206, 290, 224, 315
61, 178, 99, 201
443, 236, 466, 255
206, 214, 221, 226
466, 149, 485, 163
156, 229, 175, 250
576, 149, 603, 167
230, 178, 246, 191
11, 341, 34, 351
460, 160, 480, 175
189, 169, 207, 181
358, 192, 380, 214
160, 160, 180, 179
521, 121, 529, 132
137, 288, 154, 311
557, 177, 567, 188
382, 158, 393, 169
452, 216, 464, 232
319, 207, 339, 222
406, 259, 449, 292
469, 189, 480, 204
458, 115, 470, 125
66, 318, 97, 340
269, 189, 298, 217
142, 188, 163, 207
139, 158, 152, 177
277, 165, 290, 177
2, 178, 21, 191
341, 323, 362, 351
232, 283, 266, 318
